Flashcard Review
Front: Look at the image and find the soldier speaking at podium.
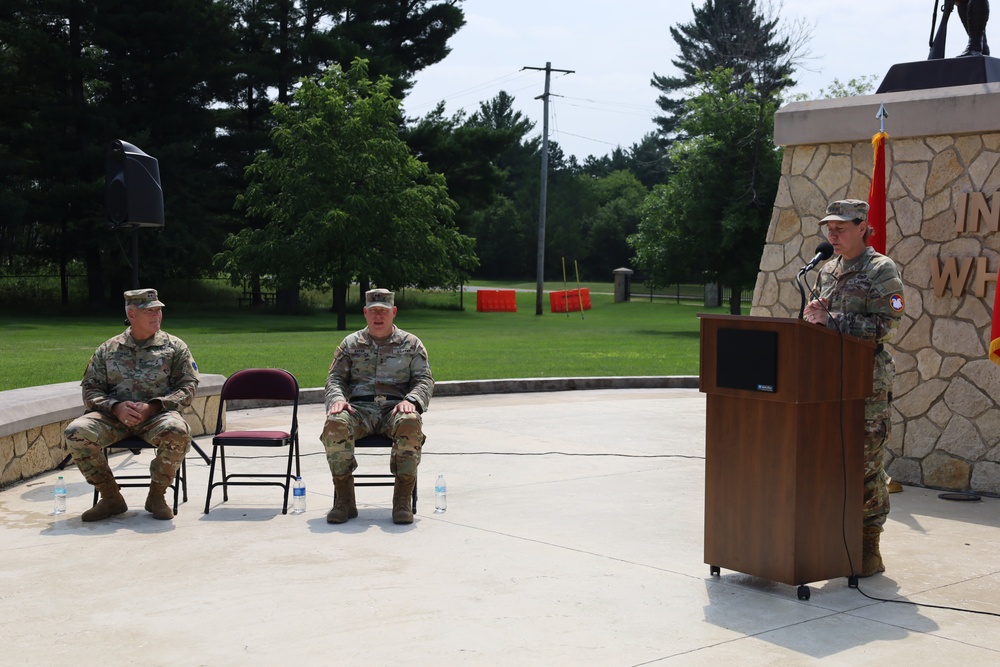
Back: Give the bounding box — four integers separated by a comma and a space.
804, 200, 905, 577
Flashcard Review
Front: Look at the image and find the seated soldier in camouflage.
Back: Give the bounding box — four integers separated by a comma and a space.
64, 289, 199, 521
321, 288, 434, 525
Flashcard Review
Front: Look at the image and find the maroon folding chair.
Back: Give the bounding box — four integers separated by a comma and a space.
204, 368, 300, 514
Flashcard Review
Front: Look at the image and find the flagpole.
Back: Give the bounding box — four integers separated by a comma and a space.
867, 103, 889, 255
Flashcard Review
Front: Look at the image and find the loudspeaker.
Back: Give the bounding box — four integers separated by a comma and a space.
105, 140, 164, 228
716, 327, 778, 393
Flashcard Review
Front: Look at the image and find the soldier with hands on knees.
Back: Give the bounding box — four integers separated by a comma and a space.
63, 289, 199, 521
321, 288, 433, 525
804, 200, 905, 577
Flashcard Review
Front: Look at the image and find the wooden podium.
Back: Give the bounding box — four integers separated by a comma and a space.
699, 315, 875, 598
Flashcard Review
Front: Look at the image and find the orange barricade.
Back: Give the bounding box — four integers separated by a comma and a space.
549, 288, 592, 313
476, 289, 517, 312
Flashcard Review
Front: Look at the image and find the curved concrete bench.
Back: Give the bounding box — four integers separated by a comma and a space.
230, 376, 699, 407
1, 374, 697, 489
0, 374, 225, 489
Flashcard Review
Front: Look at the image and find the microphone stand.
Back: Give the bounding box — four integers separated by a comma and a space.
796, 243, 833, 320
796, 269, 809, 320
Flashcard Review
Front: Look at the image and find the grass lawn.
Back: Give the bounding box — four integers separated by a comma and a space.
0, 289, 734, 392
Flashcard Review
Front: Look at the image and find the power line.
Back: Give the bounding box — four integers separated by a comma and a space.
559, 94, 660, 113
551, 130, 624, 149
557, 99, 659, 119
405, 70, 533, 113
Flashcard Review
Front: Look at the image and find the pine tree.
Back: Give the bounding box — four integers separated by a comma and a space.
651, 0, 805, 137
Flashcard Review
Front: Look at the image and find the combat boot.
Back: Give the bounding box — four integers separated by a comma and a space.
392, 474, 417, 524
144, 483, 174, 520
959, 38, 986, 57
327, 475, 358, 524
860, 525, 886, 577
81, 481, 128, 522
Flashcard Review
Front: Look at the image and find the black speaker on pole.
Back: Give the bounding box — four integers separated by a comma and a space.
105, 140, 164, 228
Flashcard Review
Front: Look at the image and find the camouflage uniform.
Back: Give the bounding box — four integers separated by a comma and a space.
816, 246, 905, 529
321, 325, 434, 477
64, 327, 199, 488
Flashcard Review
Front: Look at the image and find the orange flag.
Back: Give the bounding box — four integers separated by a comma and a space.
867, 131, 888, 254
991, 282, 1000, 365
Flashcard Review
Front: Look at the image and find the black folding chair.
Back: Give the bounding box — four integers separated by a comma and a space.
346, 434, 417, 513
204, 368, 301, 514
92, 435, 188, 513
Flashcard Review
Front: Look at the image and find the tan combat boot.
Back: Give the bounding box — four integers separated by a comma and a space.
81, 481, 128, 522
392, 475, 417, 525
326, 475, 358, 524
144, 483, 174, 520
860, 525, 886, 577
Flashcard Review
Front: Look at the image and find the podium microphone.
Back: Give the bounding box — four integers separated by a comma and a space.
797, 242, 835, 319
801, 242, 834, 274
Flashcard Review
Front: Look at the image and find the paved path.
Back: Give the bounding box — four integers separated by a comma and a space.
2, 389, 999, 665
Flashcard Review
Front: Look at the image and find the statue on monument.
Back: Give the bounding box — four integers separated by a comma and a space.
957, 0, 990, 56
929, 0, 991, 58
884, 0, 994, 91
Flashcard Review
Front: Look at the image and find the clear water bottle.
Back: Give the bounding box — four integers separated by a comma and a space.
434, 474, 447, 513
53, 476, 67, 515
291, 476, 306, 514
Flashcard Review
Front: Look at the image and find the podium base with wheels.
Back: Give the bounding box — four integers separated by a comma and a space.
709, 564, 828, 601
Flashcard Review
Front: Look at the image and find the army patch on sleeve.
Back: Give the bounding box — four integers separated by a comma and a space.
889, 294, 904, 311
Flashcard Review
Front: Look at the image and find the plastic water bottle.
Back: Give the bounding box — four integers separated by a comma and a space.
291, 476, 306, 514
434, 474, 447, 513
53, 476, 67, 515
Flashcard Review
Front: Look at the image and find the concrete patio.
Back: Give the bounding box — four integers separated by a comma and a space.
2, 388, 999, 665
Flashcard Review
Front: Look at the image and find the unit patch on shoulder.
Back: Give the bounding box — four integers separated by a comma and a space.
889, 294, 904, 311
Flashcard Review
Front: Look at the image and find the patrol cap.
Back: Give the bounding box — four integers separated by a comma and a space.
365, 288, 394, 309
820, 199, 869, 224
124, 288, 165, 309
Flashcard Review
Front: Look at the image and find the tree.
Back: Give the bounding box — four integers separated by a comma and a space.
469, 195, 533, 278
217, 59, 476, 328
582, 170, 648, 278
651, 0, 808, 137
626, 133, 672, 189
787, 75, 878, 102
405, 91, 541, 278
630, 69, 781, 313
403, 102, 512, 237
323, 0, 466, 98
543, 156, 596, 278
0, 0, 238, 305
466, 92, 541, 278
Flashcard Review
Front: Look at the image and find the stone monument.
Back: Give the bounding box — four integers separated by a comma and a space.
753, 39, 1000, 495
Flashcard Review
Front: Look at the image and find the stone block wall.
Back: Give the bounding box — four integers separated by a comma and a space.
0, 376, 224, 489
757, 85, 1000, 495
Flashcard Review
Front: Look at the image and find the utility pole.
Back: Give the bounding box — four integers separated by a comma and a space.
523, 61, 574, 315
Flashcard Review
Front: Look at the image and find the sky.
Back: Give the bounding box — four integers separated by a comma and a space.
404, 0, 944, 161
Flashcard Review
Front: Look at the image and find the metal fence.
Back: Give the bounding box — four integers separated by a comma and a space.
629, 283, 753, 305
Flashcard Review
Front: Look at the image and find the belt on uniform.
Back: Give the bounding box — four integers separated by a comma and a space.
351, 395, 400, 404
